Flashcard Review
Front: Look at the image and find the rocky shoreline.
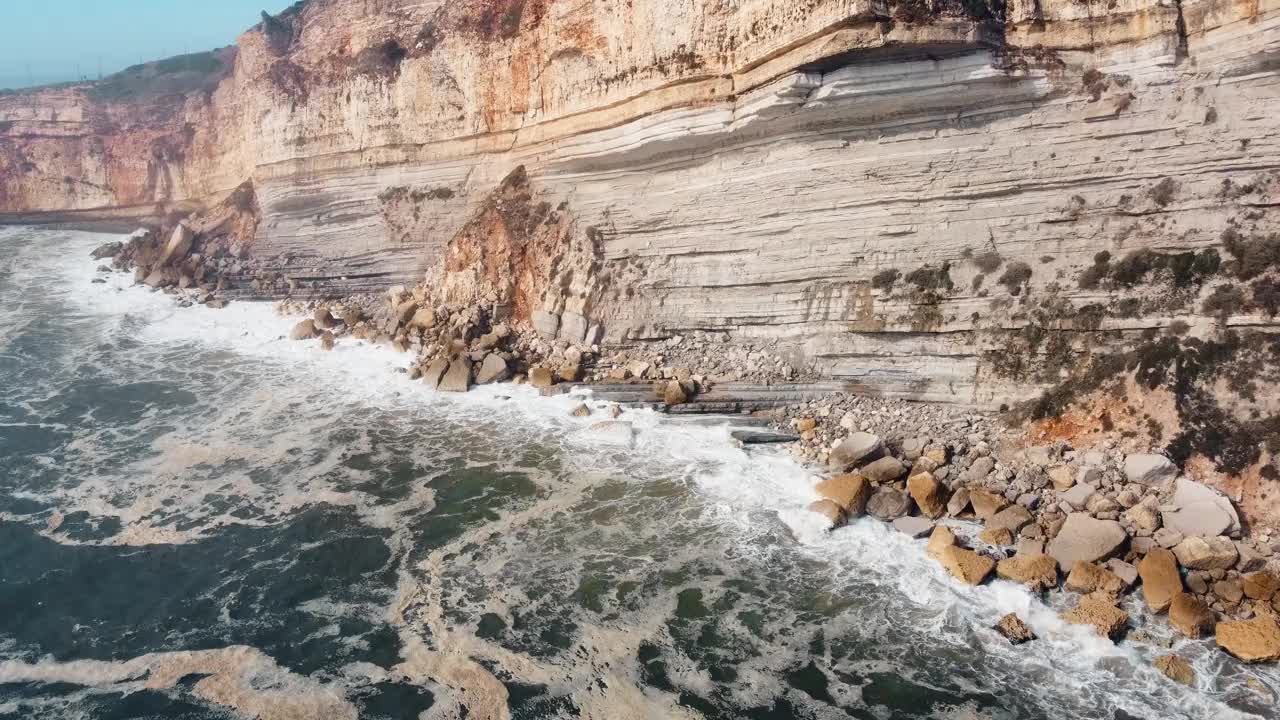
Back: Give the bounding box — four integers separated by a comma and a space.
92, 231, 1280, 686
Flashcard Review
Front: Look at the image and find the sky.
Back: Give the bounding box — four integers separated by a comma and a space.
0, 1, 295, 90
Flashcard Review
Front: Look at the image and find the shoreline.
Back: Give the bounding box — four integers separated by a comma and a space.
73, 226, 1280, 684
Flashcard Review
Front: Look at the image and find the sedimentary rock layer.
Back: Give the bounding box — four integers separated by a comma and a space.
2, 0, 1279, 405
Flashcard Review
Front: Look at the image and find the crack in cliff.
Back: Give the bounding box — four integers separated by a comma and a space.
1173, 0, 1190, 63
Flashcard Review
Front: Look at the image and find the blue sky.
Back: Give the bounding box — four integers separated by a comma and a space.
0, 1, 294, 89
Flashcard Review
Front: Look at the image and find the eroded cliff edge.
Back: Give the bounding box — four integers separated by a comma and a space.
1, 0, 1278, 410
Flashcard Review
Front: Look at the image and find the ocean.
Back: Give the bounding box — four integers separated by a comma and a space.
0, 227, 1274, 719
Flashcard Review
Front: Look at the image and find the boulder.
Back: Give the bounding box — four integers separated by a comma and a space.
962, 456, 996, 483
1046, 513, 1128, 569
1103, 559, 1138, 589
1212, 578, 1244, 604
1215, 616, 1280, 663
862, 456, 906, 483
1243, 571, 1280, 601
1172, 536, 1238, 570
1137, 549, 1183, 613
828, 432, 883, 471
1169, 592, 1215, 638
319, 331, 336, 351
996, 554, 1059, 592
1154, 528, 1184, 549
570, 404, 592, 418
1061, 594, 1129, 640
558, 311, 588, 344
978, 527, 1014, 546
528, 366, 555, 390
662, 381, 688, 406
532, 310, 561, 339
577, 421, 636, 448
158, 222, 194, 266
814, 474, 872, 516
946, 487, 971, 517
1124, 454, 1177, 486
90, 241, 123, 259
987, 505, 1034, 534
1123, 500, 1161, 534
1154, 655, 1195, 686
969, 489, 1009, 520
1065, 562, 1126, 596
907, 472, 948, 519
937, 546, 996, 586
893, 516, 935, 538
866, 487, 912, 520
422, 357, 450, 389
1047, 465, 1076, 491
1060, 483, 1096, 511
995, 613, 1036, 645
1161, 478, 1241, 538
407, 307, 436, 330
475, 354, 511, 385
290, 319, 320, 340
393, 300, 419, 328
926, 525, 956, 558
437, 355, 473, 393
808, 500, 846, 529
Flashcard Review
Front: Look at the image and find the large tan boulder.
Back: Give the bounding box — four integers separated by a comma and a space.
937, 546, 996, 586
1169, 592, 1215, 638
926, 525, 956, 559
969, 489, 1009, 520
814, 474, 872, 516
987, 504, 1034, 534
1065, 562, 1126, 596
1215, 615, 1280, 663
907, 472, 948, 518
1172, 536, 1238, 570
828, 432, 883, 471
1138, 549, 1184, 613
289, 319, 320, 340
978, 527, 1014, 545
528, 366, 556, 390
422, 357, 450, 389
996, 554, 1059, 592
1046, 513, 1128, 569
1062, 594, 1129, 640
807, 500, 846, 529
862, 456, 906, 482
437, 355, 473, 393
1244, 571, 1280, 601
866, 487, 913, 520
1154, 655, 1195, 686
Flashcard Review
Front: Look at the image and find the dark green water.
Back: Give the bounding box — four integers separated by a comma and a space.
0, 228, 1274, 719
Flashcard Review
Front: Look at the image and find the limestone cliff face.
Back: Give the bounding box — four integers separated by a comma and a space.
2, 0, 1279, 409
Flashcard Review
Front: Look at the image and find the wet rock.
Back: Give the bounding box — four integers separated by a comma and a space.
996, 554, 1059, 592
578, 421, 635, 448
1065, 562, 1126, 596
1124, 454, 1177, 487
828, 432, 883, 471
570, 403, 592, 418
866, 487, 912, 520
422, 357, 450, 389
732, 430, 800, 444
314, 307, 336, 329
907, 472, 948, 519
926, 525, 956, 558
91, 241, 123, 259
808, 500, 846, 529
438, 355, 473, 393
528, 366, 555, 390
1154, 655, 1195, 686
979, 527, 1014, 546
475, 354, 511, 385
1173, 536, 1239, 570
290, 319, 320, 340
1216, 615, 1280, 663
815, 474, 872, 516
893, 516, 935, 538
1046, 513, 1128, 569
319, 331, 335, 351
937, 546, 996, 586
862, 456, 906, 483
987, 505, 1034, 534
969, 488, 1009, 520
995, 613, 1036, 645
1161, 478, 1241, 538
1169, 592, 1215, 638
1138, 548, 1183, 613
1062, 593, 1129, 640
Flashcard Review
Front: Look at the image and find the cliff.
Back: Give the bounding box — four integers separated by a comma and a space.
2, 0, 1279, 409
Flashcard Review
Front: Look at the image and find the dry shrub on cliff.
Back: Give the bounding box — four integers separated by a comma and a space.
1201, 284, 1246, 323
1251, 276, 1280, 317
353, 39, 409, 79
1148, 178, 1179, 207
973, 251, 1003, 274
1222, 228, 1280, 280
905, 263, 954, 292
997, 261, 1033, 295
871, 269, 900, 291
